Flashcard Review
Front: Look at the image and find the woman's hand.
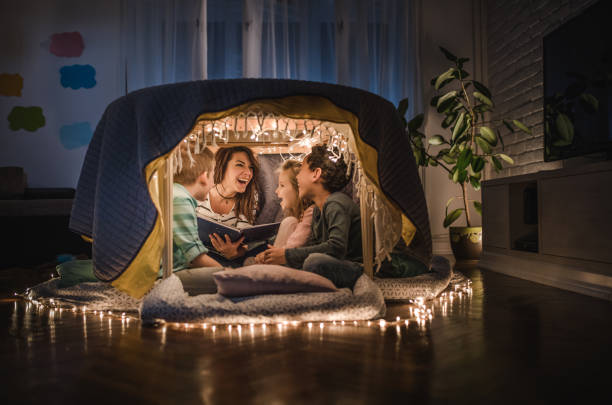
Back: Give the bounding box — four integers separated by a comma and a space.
262, 245, 286, 265
209, 234, 247, 259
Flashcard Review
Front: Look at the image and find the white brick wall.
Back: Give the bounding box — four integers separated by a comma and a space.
486, 0, 597, 179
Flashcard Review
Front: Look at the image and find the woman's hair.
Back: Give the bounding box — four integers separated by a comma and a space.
173, 146, 214, 186
214, 146, 259, 223
278, 159, 311, 220
304, 145, 350, 193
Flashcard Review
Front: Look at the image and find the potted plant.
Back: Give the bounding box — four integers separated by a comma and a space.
397, 47, 531, 261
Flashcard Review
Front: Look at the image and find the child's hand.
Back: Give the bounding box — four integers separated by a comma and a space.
210, 234, 246, 260
254, 251, 266, 264
262, 245, 286, 265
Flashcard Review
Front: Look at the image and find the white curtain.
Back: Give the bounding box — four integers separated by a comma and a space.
120, 0, 207, 93
230, 0, 421, 113
120, 0, 421, 113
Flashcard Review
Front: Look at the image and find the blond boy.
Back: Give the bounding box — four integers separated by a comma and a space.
172, 147, 222, 270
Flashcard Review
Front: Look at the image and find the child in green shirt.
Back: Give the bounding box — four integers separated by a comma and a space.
171, 147, 221, 270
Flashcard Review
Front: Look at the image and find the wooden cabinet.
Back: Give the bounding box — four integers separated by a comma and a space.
480, 161, 612, 300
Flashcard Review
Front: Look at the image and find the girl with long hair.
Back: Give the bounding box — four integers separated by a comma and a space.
252, 159, 314, 264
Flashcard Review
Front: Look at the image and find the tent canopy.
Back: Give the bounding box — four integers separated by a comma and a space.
70, 79, 432, 298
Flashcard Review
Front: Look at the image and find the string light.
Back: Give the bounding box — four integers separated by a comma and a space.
11, 278, 473, 336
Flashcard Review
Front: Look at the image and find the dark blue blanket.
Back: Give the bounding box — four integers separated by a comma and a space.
70, 79, 431, 283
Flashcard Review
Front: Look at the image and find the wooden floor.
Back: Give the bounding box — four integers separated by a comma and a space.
1, 262, 611, 404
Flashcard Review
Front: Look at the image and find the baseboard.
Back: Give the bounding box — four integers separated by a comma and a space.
479, 250, 612, 301
432, 233, 452, 255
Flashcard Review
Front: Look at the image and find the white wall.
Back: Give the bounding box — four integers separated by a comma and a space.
419, 0, 484, 253
0, 0, 123, 188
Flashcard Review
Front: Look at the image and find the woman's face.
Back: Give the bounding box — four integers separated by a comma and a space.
221, 151, 254, 194
275, 170, 298, 213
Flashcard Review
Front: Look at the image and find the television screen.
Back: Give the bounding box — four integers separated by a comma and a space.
543, 0, 612, 162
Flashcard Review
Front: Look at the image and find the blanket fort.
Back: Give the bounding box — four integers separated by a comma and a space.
70, 79, 432, 298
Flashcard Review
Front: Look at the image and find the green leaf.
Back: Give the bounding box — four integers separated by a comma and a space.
441, 154, 456, 164
413, 149, 424, 166
441, 112, 457, 129
580, 93, 599, 112
473, 201, 482, 215
397, 98, 409, 118
408, 114, 424, 132
437, 99, 457, 114
513, 119, 531, 134
457, 148, 473, 171
475, 136, 492, 154
437, 148, 451, 157
473, 104, 491, 113
497, 128, 505, 151
430, 95, 441, 107
429, 135, 446, 145
457, 169, 468, 184
479, 126, 498, 146
472, 81, 491, 98
428, 157, 439, 166
502, 119, 515, 133
444, 208, 463, 227
474, 91, 493, 107
437, 90, 458, 108
471, 156, 485, 172
439, 46, 458, 62
452, 112, 466, 141
453, 103, 465, 112
452, 69, 470, 80
470, 176, 481, 191
452, 168, 460, 183
555, 113, 574, 143
435, 68, 456, 90
457, 57, 470, 65
498, 153, 514, 165
491, 155, 502, 171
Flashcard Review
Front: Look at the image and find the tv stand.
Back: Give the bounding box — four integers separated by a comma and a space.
480, 160, 612, 301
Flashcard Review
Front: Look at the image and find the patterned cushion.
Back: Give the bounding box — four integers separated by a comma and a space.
374, 255, 452, 301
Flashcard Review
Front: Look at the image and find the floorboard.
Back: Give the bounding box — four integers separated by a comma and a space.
1, 263, 611, 404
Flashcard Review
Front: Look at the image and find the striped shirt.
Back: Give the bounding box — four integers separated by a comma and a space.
196, 194, 251, 229
171, 183, 208, 271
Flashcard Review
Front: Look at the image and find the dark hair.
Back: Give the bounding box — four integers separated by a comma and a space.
214, 146, 259, 223
304, 145, 350, 193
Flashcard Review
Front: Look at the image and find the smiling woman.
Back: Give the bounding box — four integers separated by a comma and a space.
196, 146, 260, 264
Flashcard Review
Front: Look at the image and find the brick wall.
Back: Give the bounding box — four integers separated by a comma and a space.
486, 0, 598, 178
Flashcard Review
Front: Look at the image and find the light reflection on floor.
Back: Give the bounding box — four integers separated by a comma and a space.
11, 277, 474, 345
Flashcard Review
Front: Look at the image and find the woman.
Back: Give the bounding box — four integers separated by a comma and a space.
253, 160, 313, 264
196, 146, 259, 265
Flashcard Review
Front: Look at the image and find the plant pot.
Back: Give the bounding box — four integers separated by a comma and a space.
449, 226, 482, 262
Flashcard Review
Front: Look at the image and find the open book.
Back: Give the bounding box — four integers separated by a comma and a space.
197, 217, 281, 246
